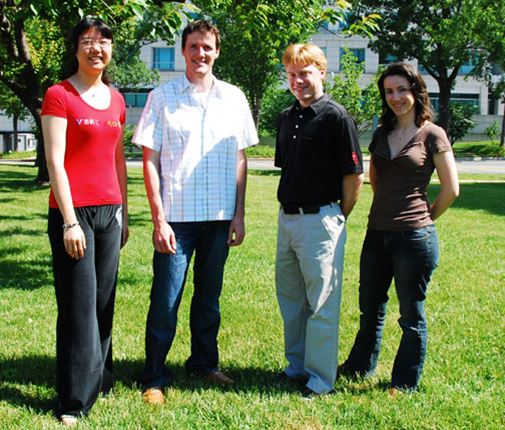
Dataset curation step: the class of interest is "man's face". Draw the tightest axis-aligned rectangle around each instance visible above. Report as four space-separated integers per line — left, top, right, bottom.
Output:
182 31 219 81
286 63 325 107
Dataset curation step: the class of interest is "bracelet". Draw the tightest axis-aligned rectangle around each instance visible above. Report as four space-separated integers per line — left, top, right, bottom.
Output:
62 222 80 230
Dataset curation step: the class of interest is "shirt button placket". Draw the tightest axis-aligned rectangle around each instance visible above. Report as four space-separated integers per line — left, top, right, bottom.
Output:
294 114 303 139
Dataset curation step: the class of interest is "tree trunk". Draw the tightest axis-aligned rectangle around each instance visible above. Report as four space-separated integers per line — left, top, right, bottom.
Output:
12 113 18 150
500 102 505 148
31 111 49 184
1 13 49 183
437 76 452 132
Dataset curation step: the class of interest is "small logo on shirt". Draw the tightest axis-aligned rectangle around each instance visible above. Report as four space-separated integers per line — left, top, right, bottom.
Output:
75 118 121 127
352 152 359 165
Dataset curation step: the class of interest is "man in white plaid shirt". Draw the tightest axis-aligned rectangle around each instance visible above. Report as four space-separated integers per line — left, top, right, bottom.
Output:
133 20 258 405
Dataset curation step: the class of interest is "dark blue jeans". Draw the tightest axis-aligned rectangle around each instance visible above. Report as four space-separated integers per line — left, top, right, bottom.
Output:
141 221 230 389
48 205 122 417
343 226 439 390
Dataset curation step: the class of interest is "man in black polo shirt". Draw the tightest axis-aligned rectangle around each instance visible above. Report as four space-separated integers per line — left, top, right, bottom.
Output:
274 43 364 398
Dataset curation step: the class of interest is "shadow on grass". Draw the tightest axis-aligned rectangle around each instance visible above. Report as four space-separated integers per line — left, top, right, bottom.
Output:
114 360 301 394
0 167 49 192
429 182 505 216
113 359 357 397
0 353 396 416
0 355 56 415
0 247 52 291
127 211 152 228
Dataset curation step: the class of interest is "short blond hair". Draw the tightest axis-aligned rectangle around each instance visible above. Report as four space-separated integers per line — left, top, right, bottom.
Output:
282 43 327 71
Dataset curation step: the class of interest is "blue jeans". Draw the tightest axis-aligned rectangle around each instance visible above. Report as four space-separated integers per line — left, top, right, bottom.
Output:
48 205 122 417
141 221 230 389
343 226 439 390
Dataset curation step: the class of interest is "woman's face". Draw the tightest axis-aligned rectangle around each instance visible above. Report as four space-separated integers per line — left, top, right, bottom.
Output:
383 75 416 120
75 27 113 75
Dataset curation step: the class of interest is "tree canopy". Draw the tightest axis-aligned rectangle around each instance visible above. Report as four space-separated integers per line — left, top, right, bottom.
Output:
195 0 379 127
325 47 381 137
0 0 379 181
352 0 486 133
0 0 186 182
470 0 505 147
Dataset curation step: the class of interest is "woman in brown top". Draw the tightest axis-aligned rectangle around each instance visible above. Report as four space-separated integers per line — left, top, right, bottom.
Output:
338 62 459 394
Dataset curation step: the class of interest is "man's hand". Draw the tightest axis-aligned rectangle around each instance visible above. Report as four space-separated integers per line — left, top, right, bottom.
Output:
153 221 177 254
227 215 245 247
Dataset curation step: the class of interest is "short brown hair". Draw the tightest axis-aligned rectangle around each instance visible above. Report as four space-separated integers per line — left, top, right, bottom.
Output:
182 20 221 51
282 43 327 71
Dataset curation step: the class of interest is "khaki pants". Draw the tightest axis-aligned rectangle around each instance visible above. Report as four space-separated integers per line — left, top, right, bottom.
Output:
275 202 347 394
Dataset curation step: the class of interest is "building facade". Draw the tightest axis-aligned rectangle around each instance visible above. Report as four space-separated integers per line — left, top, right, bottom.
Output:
2 19 503 152
123 22 503 141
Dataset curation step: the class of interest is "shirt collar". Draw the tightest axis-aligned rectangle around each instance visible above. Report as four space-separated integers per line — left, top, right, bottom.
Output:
178 74 221 96
291 92 329 115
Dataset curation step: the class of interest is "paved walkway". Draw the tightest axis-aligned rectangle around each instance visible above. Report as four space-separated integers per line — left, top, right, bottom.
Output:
1 157 504 175
126 157 505 174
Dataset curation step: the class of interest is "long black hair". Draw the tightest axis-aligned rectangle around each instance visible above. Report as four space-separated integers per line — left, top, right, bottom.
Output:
378 62 434 132
65 17 114 84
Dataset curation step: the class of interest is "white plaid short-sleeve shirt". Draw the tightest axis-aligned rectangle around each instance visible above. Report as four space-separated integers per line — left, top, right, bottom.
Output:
133 74 258 222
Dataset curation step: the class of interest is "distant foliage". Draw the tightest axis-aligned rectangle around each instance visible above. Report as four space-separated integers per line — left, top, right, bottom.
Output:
258 87 295 137
485 122 500 143
325 47 382 136
446 102 478 145
123 124 137 152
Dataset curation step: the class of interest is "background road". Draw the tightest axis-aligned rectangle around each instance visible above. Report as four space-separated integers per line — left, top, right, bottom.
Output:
243 158 505 174
1 157 504 174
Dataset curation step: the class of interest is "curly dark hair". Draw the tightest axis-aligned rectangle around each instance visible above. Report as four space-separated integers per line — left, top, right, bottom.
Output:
378 62 434 131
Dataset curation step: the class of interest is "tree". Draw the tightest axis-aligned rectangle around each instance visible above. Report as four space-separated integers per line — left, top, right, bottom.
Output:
446 102 477 145
325 47 381 136
470 0 505 147
0 0 186 183
0 0 379 182
0 82 31 153
194 0 380 127
258 86 295 137
352 0 483 133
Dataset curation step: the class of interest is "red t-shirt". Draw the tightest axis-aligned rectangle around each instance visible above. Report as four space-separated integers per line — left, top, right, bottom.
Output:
41 80 126 208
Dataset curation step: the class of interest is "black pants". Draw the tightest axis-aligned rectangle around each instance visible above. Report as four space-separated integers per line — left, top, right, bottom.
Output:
48 205 122 417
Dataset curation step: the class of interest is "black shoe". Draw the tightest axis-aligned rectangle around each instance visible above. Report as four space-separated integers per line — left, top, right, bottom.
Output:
273 371 308 385
300 386 334 400
337 363 367 378
273 371 291 382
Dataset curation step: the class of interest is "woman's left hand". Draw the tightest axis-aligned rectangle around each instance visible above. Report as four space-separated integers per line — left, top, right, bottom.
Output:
121 222 129 248
431 150 459 220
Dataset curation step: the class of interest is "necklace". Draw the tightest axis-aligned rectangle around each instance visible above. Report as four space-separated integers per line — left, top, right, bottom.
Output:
70 78 102 98
395 123 417 141
389 122 420 158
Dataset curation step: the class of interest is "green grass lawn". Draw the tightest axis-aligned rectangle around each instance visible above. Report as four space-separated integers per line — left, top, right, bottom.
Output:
1 165 504 429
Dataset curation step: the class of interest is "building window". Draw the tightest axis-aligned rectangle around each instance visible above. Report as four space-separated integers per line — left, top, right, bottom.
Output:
488 89 498 115
340 48 365 70
379 53 397 65
459 59 475 75
429 93 480 112
123 92 149 108
153 47 175 71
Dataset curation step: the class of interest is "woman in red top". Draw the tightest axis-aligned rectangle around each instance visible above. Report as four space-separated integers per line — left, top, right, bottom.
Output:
338 63 459 394
41 18 128 426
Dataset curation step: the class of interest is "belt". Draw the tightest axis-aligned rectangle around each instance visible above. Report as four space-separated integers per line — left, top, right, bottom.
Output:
282 202 332 215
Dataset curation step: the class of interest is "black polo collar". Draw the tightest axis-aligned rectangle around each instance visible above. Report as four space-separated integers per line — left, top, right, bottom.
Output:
291 93 330 116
